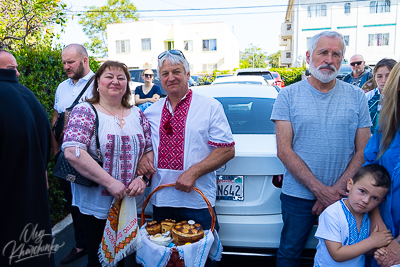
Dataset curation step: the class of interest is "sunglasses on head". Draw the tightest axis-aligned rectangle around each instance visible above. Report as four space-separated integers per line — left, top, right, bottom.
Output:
144 74 153 78
158 50 186 60
350 61 363 66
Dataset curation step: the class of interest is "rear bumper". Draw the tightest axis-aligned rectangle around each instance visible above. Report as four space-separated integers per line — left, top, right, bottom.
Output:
217 214 318 249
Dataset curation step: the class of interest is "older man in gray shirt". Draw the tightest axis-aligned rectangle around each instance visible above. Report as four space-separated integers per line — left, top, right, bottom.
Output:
271 31 371 267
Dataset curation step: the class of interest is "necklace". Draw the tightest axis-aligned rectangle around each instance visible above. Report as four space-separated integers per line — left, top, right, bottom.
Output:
98 102 125 126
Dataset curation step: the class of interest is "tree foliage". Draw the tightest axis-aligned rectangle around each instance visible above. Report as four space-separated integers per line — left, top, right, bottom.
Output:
0 0 66 49
268 51 281 68
239 43 268 69
79 0 139 56
14 46 100 223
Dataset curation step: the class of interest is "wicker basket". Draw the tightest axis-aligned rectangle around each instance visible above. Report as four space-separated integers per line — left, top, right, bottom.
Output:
140 183 216 266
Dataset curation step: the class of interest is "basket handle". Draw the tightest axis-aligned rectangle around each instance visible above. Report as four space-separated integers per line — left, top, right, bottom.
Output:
140 183 216 232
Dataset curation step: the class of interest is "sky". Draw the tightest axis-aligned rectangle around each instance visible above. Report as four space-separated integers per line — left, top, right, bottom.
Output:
57 0 288 56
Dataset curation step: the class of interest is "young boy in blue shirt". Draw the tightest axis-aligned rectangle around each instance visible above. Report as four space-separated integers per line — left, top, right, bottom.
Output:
314 164 393 266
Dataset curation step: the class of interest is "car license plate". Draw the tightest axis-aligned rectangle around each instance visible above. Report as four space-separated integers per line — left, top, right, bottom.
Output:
216 176 244 201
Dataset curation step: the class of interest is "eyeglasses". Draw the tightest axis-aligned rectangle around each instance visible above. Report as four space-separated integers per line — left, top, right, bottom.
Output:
144 74 153 78
350 61 363 66
158 50 186 60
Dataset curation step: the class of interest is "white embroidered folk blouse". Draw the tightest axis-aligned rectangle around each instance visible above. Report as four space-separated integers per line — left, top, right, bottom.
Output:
62 102 152 219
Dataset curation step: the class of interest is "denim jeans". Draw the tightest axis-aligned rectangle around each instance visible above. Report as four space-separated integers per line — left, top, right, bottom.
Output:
276 193 317 267
153 206 219 267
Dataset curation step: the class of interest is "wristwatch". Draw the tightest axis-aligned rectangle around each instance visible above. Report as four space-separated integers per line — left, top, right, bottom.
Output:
139 175 150 186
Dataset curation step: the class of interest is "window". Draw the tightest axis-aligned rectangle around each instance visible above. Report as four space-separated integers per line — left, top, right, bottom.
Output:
202 63 217 72
202 39 217 51
286 52 291 59
165 41 174 51
370 0 390 13
344 35 349 46
141 38 151 51
184 40 193 51
344 3 351 13
306 37 311 48
287 24 292 31
307 5 327 17
116 40 130 54
368 33 389 46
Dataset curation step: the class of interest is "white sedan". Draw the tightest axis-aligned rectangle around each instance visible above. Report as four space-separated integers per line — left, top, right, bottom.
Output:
192 84 318 255
211 75 269 85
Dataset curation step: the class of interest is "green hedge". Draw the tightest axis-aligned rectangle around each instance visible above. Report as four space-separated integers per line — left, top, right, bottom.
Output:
14 46 100 223
270 67 305 86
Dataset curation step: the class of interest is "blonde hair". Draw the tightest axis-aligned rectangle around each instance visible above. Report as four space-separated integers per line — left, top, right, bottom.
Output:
377 62 400 158
142 68 154 76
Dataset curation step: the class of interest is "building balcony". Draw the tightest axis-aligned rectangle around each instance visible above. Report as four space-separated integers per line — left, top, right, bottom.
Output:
281 22 293 39
280 51 292 65
279 36 288 46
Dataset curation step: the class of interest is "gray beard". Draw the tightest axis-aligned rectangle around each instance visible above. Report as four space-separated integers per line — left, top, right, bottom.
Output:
309 56 340 83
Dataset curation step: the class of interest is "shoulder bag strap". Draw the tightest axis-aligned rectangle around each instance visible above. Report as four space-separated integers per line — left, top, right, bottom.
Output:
85 101 103 163
68 75 95 109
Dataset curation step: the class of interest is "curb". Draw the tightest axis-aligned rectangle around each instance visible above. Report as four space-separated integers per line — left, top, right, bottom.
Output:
52 213 72 237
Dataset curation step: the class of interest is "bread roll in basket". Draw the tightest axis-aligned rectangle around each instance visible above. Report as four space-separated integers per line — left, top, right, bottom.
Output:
171 221 204 245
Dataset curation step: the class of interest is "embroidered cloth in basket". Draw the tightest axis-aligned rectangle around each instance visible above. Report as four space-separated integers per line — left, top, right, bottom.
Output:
136 223 222 267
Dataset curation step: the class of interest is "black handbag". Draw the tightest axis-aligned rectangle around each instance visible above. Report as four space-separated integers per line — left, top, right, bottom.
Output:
53 102 102 187
53 76 95 143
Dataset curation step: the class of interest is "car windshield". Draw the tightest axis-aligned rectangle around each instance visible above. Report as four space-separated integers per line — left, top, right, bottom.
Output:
215 97 276 134
339 65 351 75
215 81 263 85
272 73 278 78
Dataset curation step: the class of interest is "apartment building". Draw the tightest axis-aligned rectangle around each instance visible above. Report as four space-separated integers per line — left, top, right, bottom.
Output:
107 20 239 73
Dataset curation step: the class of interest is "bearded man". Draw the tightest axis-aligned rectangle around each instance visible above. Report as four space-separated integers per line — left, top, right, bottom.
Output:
52 44 94 265
270 31 371 267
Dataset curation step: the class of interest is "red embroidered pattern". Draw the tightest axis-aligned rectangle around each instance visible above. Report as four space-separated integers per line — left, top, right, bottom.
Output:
208 141 235 148
63 106 95 145
158 90 193 170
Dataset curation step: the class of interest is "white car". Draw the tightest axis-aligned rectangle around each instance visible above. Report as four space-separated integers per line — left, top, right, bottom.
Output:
191 84 318 255
212 75 269 85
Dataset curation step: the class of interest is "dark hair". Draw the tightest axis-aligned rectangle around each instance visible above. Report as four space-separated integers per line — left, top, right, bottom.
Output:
352 164 391 189
373 58 397 76
87 61 132 108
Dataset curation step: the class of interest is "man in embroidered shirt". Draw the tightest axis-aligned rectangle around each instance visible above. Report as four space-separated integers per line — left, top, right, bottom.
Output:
342 54 373 88
52 44 94 265
138 50 235 266
271 31 371 266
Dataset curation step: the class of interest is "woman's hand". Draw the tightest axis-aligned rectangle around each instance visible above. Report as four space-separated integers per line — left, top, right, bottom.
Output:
127 176 147 197
375 237 400 267
105 179 127 200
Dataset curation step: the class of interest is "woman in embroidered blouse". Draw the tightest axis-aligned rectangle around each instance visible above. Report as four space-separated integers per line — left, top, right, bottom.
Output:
365 58 397 134
364 62 400 267
62 61 152 267
134 69 161 111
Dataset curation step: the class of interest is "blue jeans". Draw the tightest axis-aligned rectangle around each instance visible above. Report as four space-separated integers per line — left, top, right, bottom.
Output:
153 206 219 267
276 193 317 267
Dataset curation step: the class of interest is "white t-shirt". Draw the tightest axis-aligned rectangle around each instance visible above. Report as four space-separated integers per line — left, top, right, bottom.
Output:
314 200 370 267
54 71 95 113
144 90 235 209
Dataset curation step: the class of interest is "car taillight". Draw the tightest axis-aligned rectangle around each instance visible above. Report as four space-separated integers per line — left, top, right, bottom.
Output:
272 174 283 188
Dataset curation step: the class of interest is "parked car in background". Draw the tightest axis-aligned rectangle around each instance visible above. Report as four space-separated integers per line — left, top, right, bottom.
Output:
271 72 285 88
216 74 234 78
235 68 275 86
188 76 197 87
191 75 212 85
212 75 269 85
129 69 167 96
191 84 318 254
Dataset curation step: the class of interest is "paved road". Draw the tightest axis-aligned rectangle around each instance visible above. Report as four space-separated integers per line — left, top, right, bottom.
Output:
53 224 314 266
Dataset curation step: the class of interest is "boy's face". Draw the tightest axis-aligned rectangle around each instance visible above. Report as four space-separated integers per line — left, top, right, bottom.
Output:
346 174 389 215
